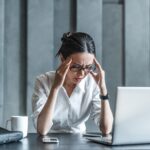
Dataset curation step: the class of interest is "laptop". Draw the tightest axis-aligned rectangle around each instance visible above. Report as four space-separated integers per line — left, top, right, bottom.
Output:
0 127 23 144
86 87 150 145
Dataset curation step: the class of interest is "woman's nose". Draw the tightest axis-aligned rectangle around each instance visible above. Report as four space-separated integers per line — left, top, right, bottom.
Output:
77 69 85 76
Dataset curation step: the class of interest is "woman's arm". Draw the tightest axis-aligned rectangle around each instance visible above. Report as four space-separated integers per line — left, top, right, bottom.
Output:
37 58 72 135
90 57 113 135
99 88 113 135
37 86 59 135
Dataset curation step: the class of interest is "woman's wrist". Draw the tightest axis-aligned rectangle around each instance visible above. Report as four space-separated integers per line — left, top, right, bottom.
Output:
99 84 109 101
51 84 60 92
99 85 107 96
100 93 109 100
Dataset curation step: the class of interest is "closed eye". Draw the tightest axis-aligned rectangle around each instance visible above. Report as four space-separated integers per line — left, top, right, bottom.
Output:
70 64 81 68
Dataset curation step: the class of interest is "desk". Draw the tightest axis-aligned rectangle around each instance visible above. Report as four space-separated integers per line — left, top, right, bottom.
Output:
1 133 150 150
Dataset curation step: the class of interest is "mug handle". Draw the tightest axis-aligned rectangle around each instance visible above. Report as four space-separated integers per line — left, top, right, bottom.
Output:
5 119 11 130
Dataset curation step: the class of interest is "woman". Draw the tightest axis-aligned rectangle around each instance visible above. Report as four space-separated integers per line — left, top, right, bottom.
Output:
32 32 113 135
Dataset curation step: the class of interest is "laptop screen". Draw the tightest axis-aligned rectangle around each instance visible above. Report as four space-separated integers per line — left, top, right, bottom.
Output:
113 87 150 145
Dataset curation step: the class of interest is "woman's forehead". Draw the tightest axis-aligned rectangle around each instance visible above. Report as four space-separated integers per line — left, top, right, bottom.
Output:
70 52 94 64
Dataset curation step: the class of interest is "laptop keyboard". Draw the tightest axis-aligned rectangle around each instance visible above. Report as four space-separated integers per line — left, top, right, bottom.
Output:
85 134 112 144
99 134 112 142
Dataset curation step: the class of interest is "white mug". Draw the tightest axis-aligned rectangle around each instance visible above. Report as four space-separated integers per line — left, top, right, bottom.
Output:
6 116 28 138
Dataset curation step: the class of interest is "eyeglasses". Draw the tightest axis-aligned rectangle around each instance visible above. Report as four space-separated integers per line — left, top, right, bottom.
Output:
70 64 96 73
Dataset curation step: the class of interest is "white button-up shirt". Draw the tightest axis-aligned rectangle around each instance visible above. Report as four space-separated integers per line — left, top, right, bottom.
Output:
32 71 101 133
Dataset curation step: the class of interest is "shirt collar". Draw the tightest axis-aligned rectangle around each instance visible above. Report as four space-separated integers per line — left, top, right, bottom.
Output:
61 76 87 93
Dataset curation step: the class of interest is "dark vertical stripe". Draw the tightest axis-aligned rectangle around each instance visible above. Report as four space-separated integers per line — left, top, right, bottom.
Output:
19 0 27 114
70 0 77 32
122 0 125 86
3 0 7 125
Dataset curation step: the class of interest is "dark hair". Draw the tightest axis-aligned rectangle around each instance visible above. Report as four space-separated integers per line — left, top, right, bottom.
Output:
56 32 96 59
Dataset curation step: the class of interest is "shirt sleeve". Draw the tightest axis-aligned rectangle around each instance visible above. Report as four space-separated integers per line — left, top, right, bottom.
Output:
31 76 48 129
90 85 101 127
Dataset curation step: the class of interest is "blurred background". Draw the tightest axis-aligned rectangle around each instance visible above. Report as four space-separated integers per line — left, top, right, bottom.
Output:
0 0 150 132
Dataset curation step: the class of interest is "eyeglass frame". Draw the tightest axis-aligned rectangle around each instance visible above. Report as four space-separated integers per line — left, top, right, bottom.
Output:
69 63 96 73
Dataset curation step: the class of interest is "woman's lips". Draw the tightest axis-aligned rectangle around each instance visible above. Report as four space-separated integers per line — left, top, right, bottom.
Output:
74 78 83 82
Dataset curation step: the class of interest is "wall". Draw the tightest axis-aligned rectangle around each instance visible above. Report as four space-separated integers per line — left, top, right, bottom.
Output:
0 0 4 125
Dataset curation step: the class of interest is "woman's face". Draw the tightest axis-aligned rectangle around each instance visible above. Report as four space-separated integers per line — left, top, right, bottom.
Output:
62 52 95 85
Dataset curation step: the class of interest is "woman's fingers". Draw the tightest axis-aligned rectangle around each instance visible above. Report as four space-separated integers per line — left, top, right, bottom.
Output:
91 57 105 83
93 57 102 70
90 70 97 78
57 58 72 70
61 58 72 73
56 58 72 74
62 59 72 76
54 58 72 88
93 57 104 74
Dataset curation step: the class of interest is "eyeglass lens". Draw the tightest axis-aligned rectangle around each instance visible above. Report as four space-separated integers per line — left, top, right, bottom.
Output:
70 64 96 72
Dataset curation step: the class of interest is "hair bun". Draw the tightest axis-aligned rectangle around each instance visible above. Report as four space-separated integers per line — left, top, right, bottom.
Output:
61 32 72 42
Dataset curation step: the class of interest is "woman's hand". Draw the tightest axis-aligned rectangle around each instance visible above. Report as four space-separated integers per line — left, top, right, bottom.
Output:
90 57 107 95
52 58 72 89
